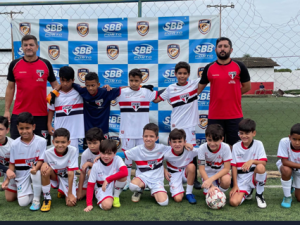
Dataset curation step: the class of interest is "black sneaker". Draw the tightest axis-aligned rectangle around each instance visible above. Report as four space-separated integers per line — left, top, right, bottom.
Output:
193 180 202 190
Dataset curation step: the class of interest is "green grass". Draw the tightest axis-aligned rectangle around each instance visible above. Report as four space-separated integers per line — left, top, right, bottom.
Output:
0 179 297 221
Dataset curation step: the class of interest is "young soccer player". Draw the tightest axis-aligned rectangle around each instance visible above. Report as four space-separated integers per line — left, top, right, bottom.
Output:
153 61 202 189
164 128 199 204
2 112 46 210
72 72 120 149
84 139 128 211
230 119 268 208
77 127 105 200
0 116 16 202
114 68 158 190
276 123 300 208
40 128 78 212
47 66 84 156
198 124 232 197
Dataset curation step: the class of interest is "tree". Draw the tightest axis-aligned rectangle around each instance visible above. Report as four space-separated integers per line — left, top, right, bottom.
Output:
274 68 292 73
242 53 251 58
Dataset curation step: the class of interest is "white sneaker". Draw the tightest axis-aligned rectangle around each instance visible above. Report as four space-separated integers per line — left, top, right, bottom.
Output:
131 192 142 202
245 189 253 200
256 193 267 208
123 181 130 191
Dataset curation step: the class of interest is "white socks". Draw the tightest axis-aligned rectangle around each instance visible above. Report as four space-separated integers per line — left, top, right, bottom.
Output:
114 181 126 197
42 184 51 200
186 184 193 195
281 178 292 197
256 173 266 195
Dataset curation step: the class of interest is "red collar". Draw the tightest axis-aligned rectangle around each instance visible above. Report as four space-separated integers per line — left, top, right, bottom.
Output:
54 148 67 157
91 89 98 97
208 143 221 154
171 148 184 156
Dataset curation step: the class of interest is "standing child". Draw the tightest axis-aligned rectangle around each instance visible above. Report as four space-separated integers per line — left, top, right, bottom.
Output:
0 116 16 202
276 123 300 208
164 129 198 204
40 128 78 212
115 68 158 190
77 127 105 200
47 66 84 157
198 124 232 197
230 119 267 208
84 139 128 211
2 112 46 210
153 61 203 189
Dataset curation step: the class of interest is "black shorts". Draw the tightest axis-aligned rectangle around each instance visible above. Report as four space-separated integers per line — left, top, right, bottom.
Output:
207 117 243 146
10 114 51 146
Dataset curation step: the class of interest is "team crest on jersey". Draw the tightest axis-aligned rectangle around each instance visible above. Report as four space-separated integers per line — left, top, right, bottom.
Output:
95 99 103 107
180 93 189 103
136 21 150 36
104 133 109 139
139 68 150 83
228 71 237 79
110 100 118 106
148 160 157 169
131 102 140 111
63 105 72 115
199 114 208 129
57 168 68 178
167 44 180 59
198 67 205 78
107 45 119 60
41 130 48 139
25 158 35 166
36 70 44 77
77 23 89 37
19 22 31 36
48 45 60 60
17 185 22 192
78 68 89 83
198 19 211 35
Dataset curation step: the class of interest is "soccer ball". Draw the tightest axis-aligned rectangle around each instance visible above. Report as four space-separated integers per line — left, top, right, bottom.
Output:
205 190 226 209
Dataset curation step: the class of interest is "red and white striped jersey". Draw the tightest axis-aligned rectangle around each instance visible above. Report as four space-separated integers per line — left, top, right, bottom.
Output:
159 78 200 129
277 137 300 164
48 88 84 139
80 148 100 172
88 156 125 185
198 142 232 177
124 143 170 180
10 135 46 183
0 137 13 167
231 140 267 181
43 146 78 179
164 148 198 173
115 87 158 139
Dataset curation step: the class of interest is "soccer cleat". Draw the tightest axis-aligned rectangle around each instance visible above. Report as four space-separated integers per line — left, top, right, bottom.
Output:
57 191 65 198
281 196 292 208
113 197 121 208
29 199 41 211
123 181 130 191
186 194 197 204
40 199 52 212
245 189 254 200
144 187 150 191
131 192 142 202
256 193 267 208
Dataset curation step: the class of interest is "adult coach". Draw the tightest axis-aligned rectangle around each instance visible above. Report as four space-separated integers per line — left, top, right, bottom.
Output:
4 35 60 145
198 37 251 148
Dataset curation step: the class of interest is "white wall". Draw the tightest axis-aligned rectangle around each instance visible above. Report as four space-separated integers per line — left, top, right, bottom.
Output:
248 67 275 82
274 71 300 91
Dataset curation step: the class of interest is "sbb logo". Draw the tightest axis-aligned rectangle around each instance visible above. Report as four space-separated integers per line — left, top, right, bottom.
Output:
44 22 63 33
163 116 171 127
198 92 210 101
102 22 123 32
163 68 175 79
194 43 215 54
109 115 121 124
18 47 24 56
163 20 184 31
103 68 123 79
73 45 93 56
109 114 121 131
133 44 153 55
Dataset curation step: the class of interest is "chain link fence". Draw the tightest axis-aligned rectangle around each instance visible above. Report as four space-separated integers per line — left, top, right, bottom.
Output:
0 0 299 167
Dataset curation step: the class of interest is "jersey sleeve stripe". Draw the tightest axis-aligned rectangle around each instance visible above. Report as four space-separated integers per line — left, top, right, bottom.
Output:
224 159 232 162
277 156 288 159
259 158 268 161
158 95 164 101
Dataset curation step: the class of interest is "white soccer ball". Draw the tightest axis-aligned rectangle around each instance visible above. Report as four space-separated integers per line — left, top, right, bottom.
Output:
205 190 226 209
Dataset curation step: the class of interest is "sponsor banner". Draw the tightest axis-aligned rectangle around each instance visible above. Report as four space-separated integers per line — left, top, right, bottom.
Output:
39 19 68 41
98 18 128 41
109 110 121 133
128 40 158 64
158 16 189 40
98 64 128 87
189 38 218 63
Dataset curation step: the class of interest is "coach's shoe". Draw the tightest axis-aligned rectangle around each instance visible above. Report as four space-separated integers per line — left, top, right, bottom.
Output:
30 199 41 211
113 197 121 208
123 181 130 191
41 199 52 212
256 193 267 208
186 194 197 204
281 196 292 208
57 191 65 198
193 180 202 190
132 192 142 202
245 189 254 200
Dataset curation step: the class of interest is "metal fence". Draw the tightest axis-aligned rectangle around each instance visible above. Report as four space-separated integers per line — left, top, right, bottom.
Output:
0 0 300 157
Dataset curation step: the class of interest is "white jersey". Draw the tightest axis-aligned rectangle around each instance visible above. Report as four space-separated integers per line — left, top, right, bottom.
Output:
80 148 100 171
88 156 125 185
231 140 267 181
48 88 84 139
159 78 200 129
198 142 232 177
277 137 300 163
164 148 198 172
10 135 46 183
0 137 13 168
43 145 78 179
124 143 170 181
115 87 157 139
